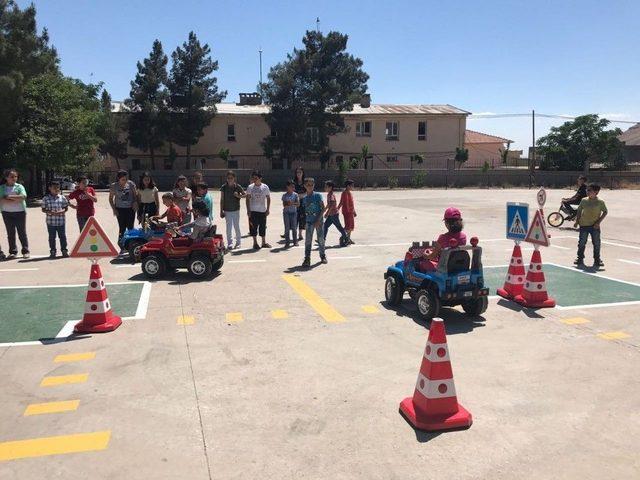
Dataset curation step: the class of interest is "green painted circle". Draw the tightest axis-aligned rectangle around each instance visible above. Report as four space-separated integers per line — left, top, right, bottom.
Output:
90 245 98 252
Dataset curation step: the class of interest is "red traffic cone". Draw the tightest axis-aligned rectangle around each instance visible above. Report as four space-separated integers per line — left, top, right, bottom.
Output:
74 263 122 333
514 249 556 308
399 318 472 431
497 243 526 300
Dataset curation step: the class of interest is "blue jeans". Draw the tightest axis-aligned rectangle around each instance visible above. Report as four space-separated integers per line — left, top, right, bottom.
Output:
47 224 67 253
577 225 601 261
323 214 347 241
283 211 298 244
305 221 325 258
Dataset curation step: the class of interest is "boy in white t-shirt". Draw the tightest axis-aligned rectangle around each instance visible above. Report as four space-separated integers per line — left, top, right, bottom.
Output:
245 170 271 249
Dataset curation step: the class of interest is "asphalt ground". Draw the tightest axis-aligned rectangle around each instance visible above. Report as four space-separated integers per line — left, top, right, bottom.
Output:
0 188 639 479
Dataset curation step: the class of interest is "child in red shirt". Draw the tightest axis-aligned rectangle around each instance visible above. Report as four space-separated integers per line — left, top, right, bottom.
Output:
419 207 467 271
67 175 97 231
153 193 183 225
338 179 356 244
323 180 348 246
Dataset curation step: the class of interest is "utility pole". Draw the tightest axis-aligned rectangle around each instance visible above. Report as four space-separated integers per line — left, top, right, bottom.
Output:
258 48 263 99
316 17 320 33
530 109 536 188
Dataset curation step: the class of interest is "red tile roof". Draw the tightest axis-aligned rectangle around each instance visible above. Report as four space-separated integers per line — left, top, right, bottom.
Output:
619 123 640 146
465 129 512 144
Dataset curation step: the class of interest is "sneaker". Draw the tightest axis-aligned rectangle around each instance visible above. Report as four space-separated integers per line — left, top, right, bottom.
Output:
280 234 286 239
253 242 260 250
49 251 56 259
234 243 241 250
285 242 290 248
573 258 584 266
22 252 30 259
227 244 234 251
293 242 299 247
320 255 328 264
298 234 304 241
302 257 311 268
262 243 272 249
595 259 604 267
348 239 355 245
61 250 69 258
7 253 16 260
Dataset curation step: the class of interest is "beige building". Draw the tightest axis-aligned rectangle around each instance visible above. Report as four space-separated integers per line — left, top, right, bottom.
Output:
464 130 512 168
111 97 469 172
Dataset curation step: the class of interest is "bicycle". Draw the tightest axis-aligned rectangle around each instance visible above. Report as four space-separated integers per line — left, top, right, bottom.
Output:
546 202 577 227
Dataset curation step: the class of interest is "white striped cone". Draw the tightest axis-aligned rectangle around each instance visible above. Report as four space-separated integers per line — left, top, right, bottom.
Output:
497 244 526 299
514 249 556 308
74 263 122 333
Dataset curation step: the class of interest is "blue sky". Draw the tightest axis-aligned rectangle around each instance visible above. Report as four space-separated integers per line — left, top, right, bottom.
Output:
19 0 640 150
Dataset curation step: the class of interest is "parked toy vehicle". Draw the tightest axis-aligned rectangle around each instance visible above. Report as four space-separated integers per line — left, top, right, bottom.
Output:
383 237 489 321
119 216 168 262
140 225 225 279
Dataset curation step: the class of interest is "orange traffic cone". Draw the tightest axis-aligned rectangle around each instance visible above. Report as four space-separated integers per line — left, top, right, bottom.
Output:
74 263 122 333
514 248 556 308
497 243 526 300
399 318 472 431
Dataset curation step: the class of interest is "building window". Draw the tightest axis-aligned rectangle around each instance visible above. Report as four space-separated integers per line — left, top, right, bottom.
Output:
356 121 371 137
227 124 236 142
131 158 141 170
386 155 398 163
385 122 399 140
305 127 319 146
418 121 427 141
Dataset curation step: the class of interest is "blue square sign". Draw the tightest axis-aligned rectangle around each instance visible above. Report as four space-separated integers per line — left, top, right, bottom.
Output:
506 203 529 240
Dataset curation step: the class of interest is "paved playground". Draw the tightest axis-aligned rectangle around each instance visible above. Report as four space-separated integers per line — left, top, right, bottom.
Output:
0 187 639 479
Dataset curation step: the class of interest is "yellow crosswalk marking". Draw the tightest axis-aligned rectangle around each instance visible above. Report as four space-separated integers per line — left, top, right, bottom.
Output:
24 400 80 416
361 305 380 314
0 431 111 461
54 352 96 363
271 309 288 319
226 312 243 323
282 274 345 323
561 317 590 325
597 331 630 340
177 315 194 325
40 374 88 387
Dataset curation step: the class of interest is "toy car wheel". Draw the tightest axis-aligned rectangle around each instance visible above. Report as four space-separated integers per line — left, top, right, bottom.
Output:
415 289 440 321
127 239 146 262
461 297 488 316
547 212 564 227
142 254 166 278
188 255 213 278
385 275 404 306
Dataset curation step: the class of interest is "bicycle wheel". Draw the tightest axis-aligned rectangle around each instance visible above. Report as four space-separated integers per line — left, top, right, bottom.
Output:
547 211 564 227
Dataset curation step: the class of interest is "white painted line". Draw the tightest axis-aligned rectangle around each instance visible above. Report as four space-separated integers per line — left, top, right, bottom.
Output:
547 262 640 289
618 259 640 266
132 281 152 320
484 264 509 268
556 301 640 310
504 247 533 251
329 256 362 260
227 259 267 264
114 264 139 269
551 245 571 250
0 340 43 347
0 281 147 290
601 240 640 251
0 268 39 272
55 320 78 338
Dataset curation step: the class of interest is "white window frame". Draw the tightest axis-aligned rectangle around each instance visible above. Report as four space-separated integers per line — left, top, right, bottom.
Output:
418 121 427 141
356 121 371 137
385 121 399 141
306 126 320 146
227 124 236 142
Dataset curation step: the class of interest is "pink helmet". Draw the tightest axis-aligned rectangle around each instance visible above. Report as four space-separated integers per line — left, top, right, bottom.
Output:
443 207 462 220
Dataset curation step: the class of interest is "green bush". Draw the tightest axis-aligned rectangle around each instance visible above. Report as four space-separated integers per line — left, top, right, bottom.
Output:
411 171 426 188
388 176 399 189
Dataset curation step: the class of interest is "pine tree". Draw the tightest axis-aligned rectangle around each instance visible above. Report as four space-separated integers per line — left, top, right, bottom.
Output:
98 90 127 170
124 39 169 170
167 31 226 169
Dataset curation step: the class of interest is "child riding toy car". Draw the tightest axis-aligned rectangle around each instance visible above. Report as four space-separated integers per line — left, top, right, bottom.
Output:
119 215 168 262
139 224 225 279
383 237 489 321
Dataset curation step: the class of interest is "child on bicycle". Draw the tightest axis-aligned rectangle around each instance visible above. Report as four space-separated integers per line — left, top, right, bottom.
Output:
561 175 588 218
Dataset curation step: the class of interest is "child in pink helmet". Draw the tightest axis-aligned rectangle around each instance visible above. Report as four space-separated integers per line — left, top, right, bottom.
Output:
419 207 467 270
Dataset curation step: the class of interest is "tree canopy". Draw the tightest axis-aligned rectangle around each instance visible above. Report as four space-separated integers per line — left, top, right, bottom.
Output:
261 30 369 169
167 31 226 169
536 114 624 171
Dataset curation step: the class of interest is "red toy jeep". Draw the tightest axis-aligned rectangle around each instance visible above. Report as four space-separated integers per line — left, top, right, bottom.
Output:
139 226 225 279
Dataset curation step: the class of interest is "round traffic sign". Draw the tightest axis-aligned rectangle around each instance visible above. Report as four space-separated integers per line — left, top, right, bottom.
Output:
537 188 546 207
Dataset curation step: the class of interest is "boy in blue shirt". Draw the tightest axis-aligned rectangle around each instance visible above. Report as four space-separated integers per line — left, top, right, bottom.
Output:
196 183 214 222
302 178 327 267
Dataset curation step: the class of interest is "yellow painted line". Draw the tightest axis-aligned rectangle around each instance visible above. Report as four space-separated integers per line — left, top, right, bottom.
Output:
282 274 345 323
361 305 380 314
271 309 288 319
54 352 96 363
177 315 195 325
40 374 88 387
597 331 630 340
561 317 590 325
24 400 80 416
0 431 110 461
226 312 243 323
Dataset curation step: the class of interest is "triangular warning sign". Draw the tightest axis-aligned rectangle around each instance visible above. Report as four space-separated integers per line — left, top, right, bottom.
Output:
509 210 527 235
70 216 119 258
524 209 550 247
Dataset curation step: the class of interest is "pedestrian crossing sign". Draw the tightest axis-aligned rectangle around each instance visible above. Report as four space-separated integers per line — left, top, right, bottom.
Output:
70 216 119 258
524 209 550 247
506 203 529 240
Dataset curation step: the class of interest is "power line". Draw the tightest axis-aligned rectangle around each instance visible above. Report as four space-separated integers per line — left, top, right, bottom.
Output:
469 112 638 124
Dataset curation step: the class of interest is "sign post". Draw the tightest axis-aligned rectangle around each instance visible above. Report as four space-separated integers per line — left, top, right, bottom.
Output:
70 217 122 333
498 203 530 300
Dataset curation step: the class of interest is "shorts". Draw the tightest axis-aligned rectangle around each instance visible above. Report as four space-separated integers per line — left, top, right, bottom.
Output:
343 212 355 231
249 211 267 237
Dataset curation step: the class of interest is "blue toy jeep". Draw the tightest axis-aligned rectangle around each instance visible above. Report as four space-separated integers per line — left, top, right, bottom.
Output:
119 216 168 262
383 237 489 321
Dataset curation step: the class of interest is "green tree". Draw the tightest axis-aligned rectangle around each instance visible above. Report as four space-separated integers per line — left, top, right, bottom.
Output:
167 32 226 169
536 114 624 171
262 30 369 170
0 0 59 163
455 147 469 169
12 73 103 189
98 90 128 170
124 39 169 170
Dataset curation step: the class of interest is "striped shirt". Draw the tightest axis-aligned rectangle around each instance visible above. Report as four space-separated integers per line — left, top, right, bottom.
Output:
42 193 69 226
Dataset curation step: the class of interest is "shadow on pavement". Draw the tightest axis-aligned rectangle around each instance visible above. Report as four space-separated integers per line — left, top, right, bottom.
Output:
496 298 546 319
128 271 222 285
284 262 323 273
38 334 92 345
379 300 486 334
